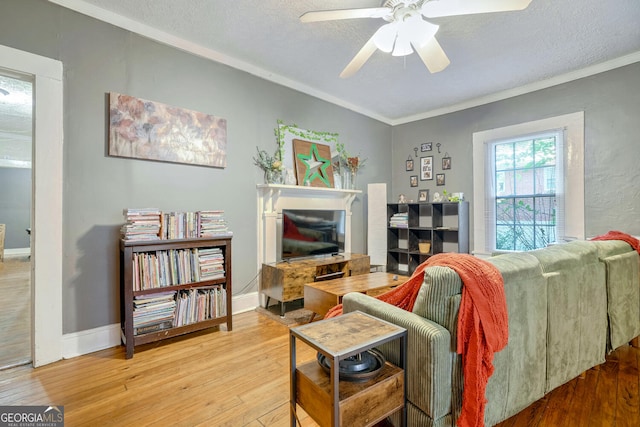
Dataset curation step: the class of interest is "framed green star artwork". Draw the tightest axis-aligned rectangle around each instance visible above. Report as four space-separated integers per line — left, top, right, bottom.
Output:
293 139 335 188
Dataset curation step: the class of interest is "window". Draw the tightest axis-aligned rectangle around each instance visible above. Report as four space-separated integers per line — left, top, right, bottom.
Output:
472 112 585 257
492 133 561 251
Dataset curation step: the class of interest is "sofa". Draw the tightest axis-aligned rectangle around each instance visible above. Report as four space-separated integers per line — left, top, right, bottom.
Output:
342 239 640 426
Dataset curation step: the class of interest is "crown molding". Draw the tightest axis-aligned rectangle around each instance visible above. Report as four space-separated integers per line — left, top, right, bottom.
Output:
48 0 391 124
48 1 640 127
390 50 640 125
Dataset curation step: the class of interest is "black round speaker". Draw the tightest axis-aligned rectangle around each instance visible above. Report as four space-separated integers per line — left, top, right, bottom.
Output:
316 348 385 382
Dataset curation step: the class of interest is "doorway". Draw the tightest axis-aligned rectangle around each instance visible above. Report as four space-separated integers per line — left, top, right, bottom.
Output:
0 72 33 368
0 43 63 367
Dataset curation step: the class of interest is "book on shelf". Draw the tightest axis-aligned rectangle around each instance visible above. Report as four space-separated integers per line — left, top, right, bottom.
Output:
132 247 226 291
121 208 162 241
389 212 409 228
174 286 227 327
133 291 177 335
122 208 232 241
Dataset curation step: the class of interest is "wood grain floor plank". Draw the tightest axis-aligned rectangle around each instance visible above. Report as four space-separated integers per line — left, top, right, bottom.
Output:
614 345 640 427
0 258 31 369
566 367 600 427
0 308 638 426
589 352 619 426
538 378 576 426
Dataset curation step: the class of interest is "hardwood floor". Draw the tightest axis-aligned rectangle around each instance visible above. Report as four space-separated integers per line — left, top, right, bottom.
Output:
0 257 31 369
0 309 637 426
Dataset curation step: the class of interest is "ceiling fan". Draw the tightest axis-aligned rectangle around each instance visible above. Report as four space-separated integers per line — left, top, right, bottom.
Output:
300 0 532 78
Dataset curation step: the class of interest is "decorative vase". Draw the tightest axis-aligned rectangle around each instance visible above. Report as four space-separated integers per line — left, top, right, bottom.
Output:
264 169 282 184
341 169 351 190
350 170 357 190
333 171 342 189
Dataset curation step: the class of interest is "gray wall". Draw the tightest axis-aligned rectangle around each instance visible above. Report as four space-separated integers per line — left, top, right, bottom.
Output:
2 0 637 336
0 0 392 333
0 166 31 249
391 62 640 245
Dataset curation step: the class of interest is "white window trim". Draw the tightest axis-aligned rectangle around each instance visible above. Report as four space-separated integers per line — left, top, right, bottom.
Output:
472 112 584 257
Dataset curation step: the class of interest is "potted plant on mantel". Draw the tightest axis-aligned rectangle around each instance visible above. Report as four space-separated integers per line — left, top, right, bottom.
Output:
253 146 284 184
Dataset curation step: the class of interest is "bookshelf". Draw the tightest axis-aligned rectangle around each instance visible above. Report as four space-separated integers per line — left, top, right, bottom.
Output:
387 202 469 275
120 236 232 359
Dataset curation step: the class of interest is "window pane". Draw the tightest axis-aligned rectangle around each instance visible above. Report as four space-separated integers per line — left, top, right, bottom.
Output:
496 225 514 250
496 171 514 196
535 137 556 166
514 198 534 223
515 226 536 251
515 169 534 195
536 225 556 247
534 196 556 225
495 143 513 170
491 133 561 253
514 140 534 168
496 198 514 224
534 166 555 194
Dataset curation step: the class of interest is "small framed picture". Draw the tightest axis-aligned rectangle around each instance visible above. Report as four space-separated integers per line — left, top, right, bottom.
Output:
406 158 414 171
420 156 433 181
410 175 418 187
436 173 445 186
418 189 429 202
442 156 451 170
421 142 432 152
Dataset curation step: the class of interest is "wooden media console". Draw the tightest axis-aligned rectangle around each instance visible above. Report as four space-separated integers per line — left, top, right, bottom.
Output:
261 253 370 316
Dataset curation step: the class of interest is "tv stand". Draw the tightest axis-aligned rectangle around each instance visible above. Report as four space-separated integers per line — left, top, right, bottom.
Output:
261 253 370 316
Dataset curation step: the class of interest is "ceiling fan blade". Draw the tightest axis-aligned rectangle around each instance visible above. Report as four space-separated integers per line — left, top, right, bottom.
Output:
300 7 389 23
412 36 450 73
340 38 378 79
422 0 532 18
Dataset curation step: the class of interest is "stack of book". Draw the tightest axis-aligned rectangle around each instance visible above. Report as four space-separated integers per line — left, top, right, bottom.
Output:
389 212 409 228
198 210 232 238
133 291 176 335
174 286 227 327
123 208 233 241
121 208 162 241
198 247 225 280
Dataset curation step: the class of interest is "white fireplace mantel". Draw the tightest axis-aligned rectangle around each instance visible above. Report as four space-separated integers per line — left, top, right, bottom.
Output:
256 184 362 268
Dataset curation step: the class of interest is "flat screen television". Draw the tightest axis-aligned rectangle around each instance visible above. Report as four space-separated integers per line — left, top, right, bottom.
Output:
281 209 346 261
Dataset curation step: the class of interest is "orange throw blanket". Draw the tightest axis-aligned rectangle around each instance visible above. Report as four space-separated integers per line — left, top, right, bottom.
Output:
428 254 508 427
326 253 508 427
592 230 640 254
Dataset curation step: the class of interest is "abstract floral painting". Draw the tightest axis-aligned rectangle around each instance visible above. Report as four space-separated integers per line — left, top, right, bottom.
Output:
109 92 227 168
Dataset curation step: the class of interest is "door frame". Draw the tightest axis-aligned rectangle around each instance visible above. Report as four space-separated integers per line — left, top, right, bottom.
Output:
0 44 63 367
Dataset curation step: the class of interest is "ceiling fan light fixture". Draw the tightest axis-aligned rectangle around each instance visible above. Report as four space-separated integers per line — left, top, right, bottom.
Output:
405 17 439 47
372 22 398 53
392 31 413 56
302 0 533 77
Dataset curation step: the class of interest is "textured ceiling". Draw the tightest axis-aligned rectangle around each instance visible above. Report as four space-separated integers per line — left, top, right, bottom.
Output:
52 0 640 124
0 74 32 167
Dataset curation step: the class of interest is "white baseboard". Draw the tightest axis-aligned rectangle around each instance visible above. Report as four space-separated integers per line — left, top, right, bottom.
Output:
62 323 121 359
4 248 30 258
61 292 261 359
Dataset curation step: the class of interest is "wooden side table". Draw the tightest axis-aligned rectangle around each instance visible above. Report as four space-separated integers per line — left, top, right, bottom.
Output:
290 310 407 427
